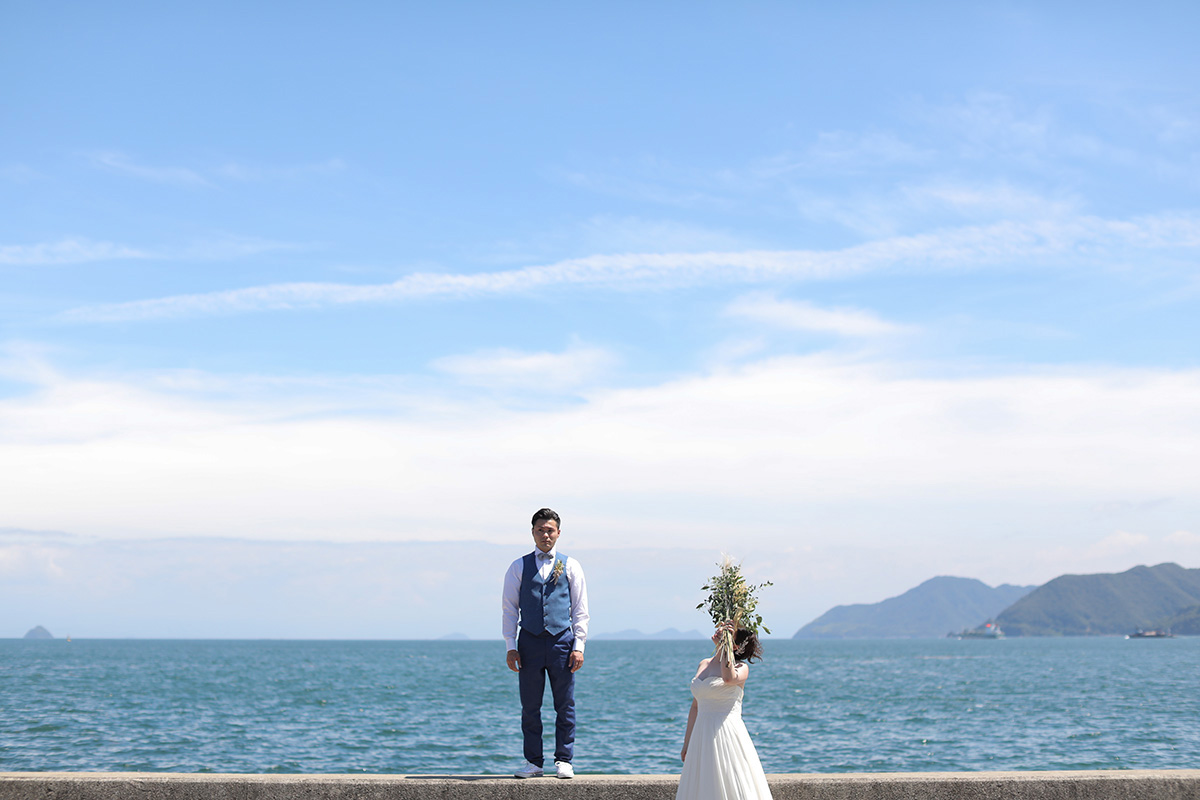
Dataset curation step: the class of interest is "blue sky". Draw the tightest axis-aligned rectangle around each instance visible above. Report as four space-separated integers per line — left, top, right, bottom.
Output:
3 2 1200 639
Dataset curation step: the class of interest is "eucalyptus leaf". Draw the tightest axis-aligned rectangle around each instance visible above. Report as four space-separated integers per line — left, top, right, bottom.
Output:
697 554 773 661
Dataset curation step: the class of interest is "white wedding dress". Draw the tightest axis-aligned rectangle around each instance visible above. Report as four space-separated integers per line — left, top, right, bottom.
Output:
676 674 773 800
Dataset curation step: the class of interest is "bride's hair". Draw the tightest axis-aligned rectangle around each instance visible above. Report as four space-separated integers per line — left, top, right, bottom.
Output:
733 628 762 663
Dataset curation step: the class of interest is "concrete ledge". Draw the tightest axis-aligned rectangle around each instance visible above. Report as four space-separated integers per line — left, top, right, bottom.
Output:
2 771 1199 800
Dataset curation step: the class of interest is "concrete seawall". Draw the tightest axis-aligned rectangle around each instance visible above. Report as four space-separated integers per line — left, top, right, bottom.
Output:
3 771 1199 800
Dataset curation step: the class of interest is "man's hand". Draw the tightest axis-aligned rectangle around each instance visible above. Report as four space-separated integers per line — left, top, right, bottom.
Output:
569 650 585 673
506 649 521 672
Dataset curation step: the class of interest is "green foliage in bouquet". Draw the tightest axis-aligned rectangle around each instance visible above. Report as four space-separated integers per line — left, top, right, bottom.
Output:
697 554 772 663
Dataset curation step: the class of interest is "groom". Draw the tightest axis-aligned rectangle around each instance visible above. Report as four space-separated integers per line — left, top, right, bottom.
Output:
501 507 590 779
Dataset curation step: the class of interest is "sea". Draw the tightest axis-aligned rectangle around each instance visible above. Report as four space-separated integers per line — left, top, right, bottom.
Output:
1 637 1197 775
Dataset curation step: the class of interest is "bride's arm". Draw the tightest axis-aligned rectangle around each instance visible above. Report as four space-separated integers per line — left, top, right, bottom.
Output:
715 623 748 687
681 656 712 762
718 648 748 686
680 698 698 762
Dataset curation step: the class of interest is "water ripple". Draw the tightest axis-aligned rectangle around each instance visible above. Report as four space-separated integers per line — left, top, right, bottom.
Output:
1 638 1197 774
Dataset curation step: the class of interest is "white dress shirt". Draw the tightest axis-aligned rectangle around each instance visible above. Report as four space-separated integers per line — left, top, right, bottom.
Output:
502 547 589 653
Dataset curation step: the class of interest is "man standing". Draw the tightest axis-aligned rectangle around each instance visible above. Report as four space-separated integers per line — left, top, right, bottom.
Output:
502 507 589 779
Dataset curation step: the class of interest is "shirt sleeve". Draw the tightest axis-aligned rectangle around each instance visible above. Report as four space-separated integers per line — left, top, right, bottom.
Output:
502 557 523 651
567 557 589 653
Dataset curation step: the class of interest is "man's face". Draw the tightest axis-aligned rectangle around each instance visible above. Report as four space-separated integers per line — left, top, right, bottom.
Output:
532 519 561 553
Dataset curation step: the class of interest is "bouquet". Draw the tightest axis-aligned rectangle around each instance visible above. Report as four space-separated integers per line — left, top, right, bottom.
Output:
697 554 772 664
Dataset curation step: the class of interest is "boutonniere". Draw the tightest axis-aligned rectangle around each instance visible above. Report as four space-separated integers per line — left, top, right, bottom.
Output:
552 558 565 583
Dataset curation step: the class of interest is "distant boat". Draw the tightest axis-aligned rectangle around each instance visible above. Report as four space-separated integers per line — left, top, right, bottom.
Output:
949 621 1004 639
1126 629 1174 639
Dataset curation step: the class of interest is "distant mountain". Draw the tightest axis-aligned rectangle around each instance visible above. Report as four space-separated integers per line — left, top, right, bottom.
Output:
996 563 1200 636
794 576 1034 639
24 625 53 639
1156 604 1200 635
592 628 705 640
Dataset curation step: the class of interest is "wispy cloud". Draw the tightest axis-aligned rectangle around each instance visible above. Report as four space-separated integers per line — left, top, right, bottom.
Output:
554 90 1200 241
1 235 302 267
575 215 748 253
88 151 212 187
1150 105 1200 146
171 235 308 261
59 211 1200 323
1034 530 1200 577
900 180 1079 220
475 216 749 272
0 163 44 183
788 180 1080 237
557 159 729 210
725 293 910 337
57 248 866 322
215 158 347 182
1166 530 1200 546
756 131 932 178
432 344 618 390
87 151 347 187
787 188 908 238
0 238 151 265
930 92 1054 160
921 92 1199 183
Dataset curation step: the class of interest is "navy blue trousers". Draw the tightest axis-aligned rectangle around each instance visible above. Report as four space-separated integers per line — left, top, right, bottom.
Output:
517 627 575 766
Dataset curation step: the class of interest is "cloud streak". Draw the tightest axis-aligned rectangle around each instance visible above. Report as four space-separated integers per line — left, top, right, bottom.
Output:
89 151 212 187
215 158 347 182
1 236 304 267
86 151 349 188
725 293 911 337
0 238 151 265
432 344 618 389
59 212 1200 323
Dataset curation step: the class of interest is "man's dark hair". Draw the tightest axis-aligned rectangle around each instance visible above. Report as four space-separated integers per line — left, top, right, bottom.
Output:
531 508 561 528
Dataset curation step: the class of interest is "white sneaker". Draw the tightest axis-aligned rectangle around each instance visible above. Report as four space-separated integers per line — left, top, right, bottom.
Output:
513 761 543 778
555 761 574 779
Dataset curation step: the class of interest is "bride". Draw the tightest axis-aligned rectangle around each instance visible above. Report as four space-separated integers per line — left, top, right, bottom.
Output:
677 622 773 800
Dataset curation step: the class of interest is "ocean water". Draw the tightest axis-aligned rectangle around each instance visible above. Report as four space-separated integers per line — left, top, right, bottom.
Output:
1 637 1197 774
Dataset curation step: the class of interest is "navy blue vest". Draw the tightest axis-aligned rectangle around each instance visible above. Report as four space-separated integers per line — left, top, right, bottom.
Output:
519 551 572 636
